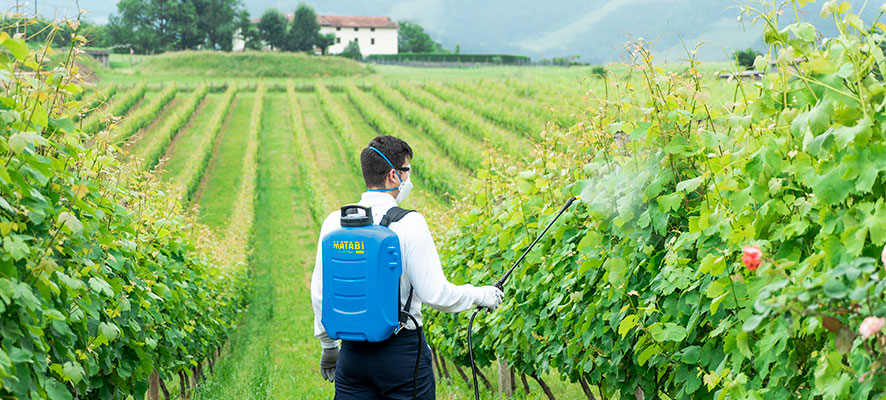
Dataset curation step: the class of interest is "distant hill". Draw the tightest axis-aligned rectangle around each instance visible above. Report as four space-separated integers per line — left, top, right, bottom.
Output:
77 0 879 62
133 51 372 78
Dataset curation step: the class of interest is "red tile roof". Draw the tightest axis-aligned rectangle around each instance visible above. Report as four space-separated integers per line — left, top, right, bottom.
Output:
317 16 399 29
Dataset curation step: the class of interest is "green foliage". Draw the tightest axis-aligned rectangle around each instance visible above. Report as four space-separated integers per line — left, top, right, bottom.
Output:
130 84 209 170
733 47 761 69
286 81 324 222
236 10 262 51
397 21 445 53
342 80 456 198
314 80 361 177
111 84 177 144
194 0 240 51
0 17 93 48
258 9 288 51
367 80 482 171
367 53 530 65
173 82 238 199
0 29 249 400
591 65 607 77
392 81 530 157
427 3 886 399
81 82 147 134
317 33 336 55
132 50 369 78
108 0 239 53
339 41 362 61
74 84 118 122
423 80 544 140
286 3 320 52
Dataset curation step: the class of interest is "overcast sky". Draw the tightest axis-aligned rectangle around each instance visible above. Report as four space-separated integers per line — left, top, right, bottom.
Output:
2 0 881 62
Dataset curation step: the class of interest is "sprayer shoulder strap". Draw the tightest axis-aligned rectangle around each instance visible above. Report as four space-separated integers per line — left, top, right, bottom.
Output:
379 207 414 228
380 207 419 327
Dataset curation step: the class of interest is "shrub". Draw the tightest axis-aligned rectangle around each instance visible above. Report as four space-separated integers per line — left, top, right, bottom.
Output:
734 47 761 69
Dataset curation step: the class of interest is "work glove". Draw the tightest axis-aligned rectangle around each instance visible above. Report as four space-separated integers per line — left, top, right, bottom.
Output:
476 285 504 312
320 347 338 382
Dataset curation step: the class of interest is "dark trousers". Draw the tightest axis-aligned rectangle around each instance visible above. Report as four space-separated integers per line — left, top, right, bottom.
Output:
334 328 435 399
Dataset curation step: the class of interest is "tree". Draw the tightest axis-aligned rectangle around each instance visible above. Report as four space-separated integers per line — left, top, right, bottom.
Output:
340 40 362 60
237 9 262 50
734 48 761 69
107 0 240 53
317 33 336 55
286 3 319 52
397 20 444 53
258 9 288 50
193 0 240 51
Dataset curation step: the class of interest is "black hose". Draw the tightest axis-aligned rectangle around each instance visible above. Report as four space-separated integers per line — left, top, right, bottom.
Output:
468 308 482 400
405 314 422 400
467 196 578 400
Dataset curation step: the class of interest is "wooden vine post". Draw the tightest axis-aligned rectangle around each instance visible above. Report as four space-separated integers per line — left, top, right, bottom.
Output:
147 370 159 400
498 359 514 397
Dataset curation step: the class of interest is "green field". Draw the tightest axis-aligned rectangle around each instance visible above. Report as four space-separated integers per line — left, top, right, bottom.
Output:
81 51 748 399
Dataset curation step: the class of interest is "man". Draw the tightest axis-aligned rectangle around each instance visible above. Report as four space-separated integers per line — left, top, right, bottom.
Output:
310 135 504 399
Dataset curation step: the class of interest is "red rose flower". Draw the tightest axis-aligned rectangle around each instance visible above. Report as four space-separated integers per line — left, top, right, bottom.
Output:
742 245 762 271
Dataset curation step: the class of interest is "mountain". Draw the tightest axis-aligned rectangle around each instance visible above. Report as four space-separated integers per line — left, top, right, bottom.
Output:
66 0 882 62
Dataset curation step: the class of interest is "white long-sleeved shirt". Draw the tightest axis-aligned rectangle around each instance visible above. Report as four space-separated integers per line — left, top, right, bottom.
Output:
311 191 483 349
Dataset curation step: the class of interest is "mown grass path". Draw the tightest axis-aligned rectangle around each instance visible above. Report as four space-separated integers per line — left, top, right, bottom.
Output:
196 90 361 399
158 93 217 178
262 92 335 398
197 93 254 230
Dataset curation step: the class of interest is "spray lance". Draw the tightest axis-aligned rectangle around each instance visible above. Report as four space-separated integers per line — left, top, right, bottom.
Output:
466 195 580 400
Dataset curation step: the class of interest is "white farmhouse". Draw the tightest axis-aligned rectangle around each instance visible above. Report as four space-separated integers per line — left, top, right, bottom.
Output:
318 16 398 56
232 14 399 57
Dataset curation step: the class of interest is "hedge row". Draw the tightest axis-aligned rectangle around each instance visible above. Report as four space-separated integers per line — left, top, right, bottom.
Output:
366 53 530 65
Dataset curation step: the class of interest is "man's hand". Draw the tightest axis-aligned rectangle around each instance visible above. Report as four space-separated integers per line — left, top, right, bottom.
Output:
320 347 338 382
476 285 504 312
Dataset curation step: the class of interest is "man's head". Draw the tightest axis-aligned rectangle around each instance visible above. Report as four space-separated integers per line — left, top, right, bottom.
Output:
361 135 413 190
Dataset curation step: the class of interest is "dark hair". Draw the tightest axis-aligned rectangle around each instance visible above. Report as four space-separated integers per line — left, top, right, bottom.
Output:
361 136 413 188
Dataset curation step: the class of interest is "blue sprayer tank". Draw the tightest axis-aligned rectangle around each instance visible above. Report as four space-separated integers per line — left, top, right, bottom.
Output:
321 205 403 342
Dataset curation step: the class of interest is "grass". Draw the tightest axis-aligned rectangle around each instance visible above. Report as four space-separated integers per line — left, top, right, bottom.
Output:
297 92 365 211
330 92 448 215
121 92 179 154
196 93 254 230
130 50 372 78
160 93 220 181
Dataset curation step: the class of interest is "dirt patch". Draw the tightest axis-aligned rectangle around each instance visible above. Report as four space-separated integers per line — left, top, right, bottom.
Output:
190 96 238 207
155 95 211 172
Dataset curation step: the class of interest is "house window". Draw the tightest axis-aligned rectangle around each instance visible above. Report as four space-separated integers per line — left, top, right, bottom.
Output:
336 37 341 44
371 38 375 45
354 27 359 31
370 27 375 32
336 27 340 31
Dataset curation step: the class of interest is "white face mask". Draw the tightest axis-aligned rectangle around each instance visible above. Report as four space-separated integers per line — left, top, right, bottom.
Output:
396 177 413 203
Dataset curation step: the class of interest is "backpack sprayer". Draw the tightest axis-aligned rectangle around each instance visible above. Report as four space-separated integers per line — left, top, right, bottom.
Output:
467 195 580 400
